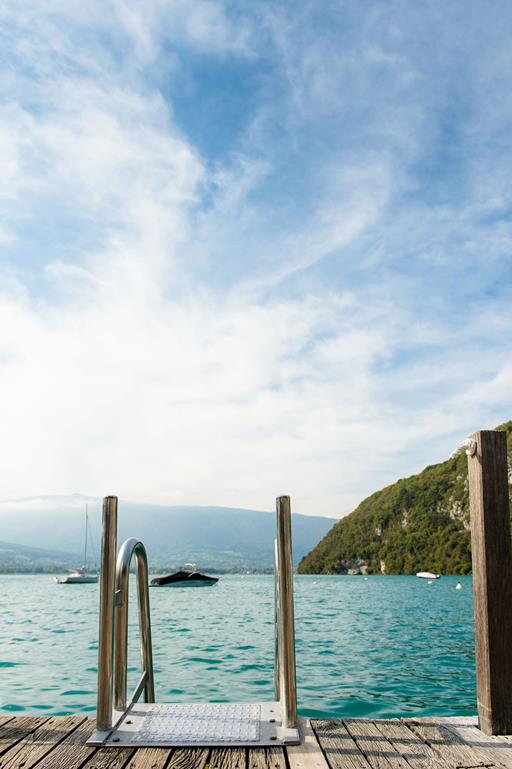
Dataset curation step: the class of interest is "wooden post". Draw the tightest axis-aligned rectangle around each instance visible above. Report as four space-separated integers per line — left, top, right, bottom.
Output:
468 430 512 735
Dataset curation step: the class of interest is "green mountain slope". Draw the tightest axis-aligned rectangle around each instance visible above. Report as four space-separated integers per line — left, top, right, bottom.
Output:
298 421 512 576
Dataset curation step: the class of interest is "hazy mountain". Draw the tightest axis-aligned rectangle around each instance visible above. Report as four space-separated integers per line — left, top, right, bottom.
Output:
0 496 334 571
299 421 512 576
0 540 77 572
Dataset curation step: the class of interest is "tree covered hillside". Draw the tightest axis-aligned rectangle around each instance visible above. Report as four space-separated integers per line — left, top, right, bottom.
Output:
298 422 512 576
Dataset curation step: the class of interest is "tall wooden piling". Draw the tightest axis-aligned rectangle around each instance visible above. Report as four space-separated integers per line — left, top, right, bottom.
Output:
468 429 512 735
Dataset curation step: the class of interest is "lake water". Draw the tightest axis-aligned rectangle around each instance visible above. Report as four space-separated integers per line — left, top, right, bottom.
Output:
0 574 476 719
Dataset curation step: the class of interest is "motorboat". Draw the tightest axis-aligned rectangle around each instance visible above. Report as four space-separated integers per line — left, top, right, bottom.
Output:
55 504 98 584
416 571 440 579
150 569 218 587
55 568 98 584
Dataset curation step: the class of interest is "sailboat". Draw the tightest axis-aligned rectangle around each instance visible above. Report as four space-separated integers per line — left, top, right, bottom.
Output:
55 505 98 584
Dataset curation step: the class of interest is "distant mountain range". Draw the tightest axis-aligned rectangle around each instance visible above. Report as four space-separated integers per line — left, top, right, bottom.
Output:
298 421 512 576
0 540 78 573
0 496 334 572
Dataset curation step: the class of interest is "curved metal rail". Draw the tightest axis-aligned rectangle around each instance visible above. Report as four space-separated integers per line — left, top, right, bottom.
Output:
95 497 154 736
114 538 155 710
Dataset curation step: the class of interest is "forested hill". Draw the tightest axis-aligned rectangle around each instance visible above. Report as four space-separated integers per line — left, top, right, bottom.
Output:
298 421 512 576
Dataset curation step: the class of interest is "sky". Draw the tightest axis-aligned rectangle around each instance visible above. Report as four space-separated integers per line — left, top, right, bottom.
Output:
0 0 511 518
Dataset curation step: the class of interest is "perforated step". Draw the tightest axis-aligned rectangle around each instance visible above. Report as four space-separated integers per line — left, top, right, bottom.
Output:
88 702 300 747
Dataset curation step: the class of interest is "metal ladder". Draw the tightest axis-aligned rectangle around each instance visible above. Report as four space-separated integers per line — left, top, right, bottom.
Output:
88 495 299 747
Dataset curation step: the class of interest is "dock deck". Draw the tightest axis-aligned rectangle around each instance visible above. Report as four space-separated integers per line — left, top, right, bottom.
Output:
0 716 511 769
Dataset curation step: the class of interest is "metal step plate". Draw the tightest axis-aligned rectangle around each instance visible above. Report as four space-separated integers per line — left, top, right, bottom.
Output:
88 702 300 747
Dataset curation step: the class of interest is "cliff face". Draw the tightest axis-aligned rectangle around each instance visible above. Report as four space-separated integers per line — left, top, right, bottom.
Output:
298 422 512 575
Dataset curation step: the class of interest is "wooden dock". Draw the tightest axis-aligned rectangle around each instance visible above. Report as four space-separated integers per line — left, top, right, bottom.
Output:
1 716 512 769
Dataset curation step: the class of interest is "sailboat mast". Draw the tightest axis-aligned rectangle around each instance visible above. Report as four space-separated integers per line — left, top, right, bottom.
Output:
84 504 88 570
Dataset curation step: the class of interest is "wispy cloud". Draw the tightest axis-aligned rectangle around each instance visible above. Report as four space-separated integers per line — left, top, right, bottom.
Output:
0 0 511 517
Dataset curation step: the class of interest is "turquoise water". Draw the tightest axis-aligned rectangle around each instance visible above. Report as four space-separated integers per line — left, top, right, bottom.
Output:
0 574 476 718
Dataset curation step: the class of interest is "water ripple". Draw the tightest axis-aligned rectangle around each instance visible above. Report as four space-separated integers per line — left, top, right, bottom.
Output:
0 574 476 718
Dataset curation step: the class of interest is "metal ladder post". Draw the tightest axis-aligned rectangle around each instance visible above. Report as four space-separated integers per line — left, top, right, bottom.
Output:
96 496 118 732
91 496 155 744
275 495 298 729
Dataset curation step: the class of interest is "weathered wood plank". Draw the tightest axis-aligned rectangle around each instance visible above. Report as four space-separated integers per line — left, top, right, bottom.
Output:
440 719 512 769
81 746 135 769
372 719 447 769
1 716 509 769
288 719 331 769
124 747 173 769
468 430 512 735
405 719 493 768
248 747 286 769
34 717 96 769
0 717 49 757
312 719 373 769
209 748 246 769
166 747 209 769
0 715 83 769
343 720 411 769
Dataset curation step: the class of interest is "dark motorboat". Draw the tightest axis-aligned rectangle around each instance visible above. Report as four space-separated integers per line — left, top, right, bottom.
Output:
150 570 218 587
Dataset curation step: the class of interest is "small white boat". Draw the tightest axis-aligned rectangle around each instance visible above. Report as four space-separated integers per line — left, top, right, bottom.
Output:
456 581 462 590
416 571 441 579
55 505 98 584
55 568 98 584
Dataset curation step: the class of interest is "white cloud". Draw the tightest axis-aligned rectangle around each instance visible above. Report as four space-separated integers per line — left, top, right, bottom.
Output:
0 0 511 520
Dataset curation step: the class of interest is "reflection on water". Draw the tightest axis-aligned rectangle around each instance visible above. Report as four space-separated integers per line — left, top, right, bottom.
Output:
0 574 475 718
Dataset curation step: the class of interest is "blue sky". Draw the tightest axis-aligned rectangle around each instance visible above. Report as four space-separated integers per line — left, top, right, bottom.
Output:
0 0 511 516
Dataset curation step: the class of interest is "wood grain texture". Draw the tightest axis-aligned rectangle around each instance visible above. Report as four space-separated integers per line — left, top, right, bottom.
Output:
343 720 411 769
441 719 512 768
248 747 286 769
312 720 373 769
166 747 209 769
406 719 492 768
124 747 173 769
288 719 331 769
0 717 49 756
0 715 84 769
34 717 96 769
372 719 446 769
468 430 512 735
81 746 135 769
209 748 246 769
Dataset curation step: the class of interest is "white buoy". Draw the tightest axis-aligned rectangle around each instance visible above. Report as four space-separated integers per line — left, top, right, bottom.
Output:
456 581 462 590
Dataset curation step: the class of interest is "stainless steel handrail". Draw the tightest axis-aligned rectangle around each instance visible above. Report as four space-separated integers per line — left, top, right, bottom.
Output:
96 492 296 740
96 496 154 734
275 495 297 728
114 537 155 710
